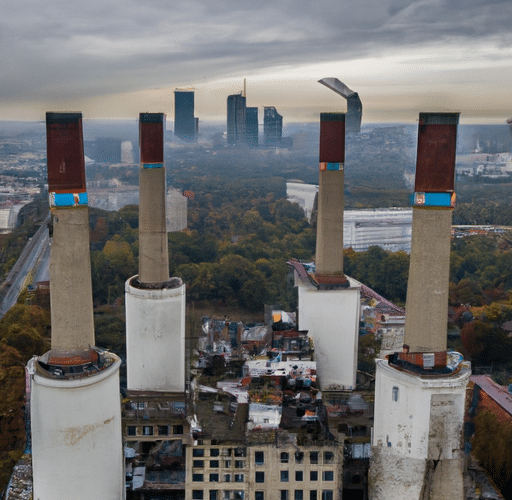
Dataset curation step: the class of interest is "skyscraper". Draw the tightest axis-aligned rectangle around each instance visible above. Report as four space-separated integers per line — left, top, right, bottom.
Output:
264 106 283 146
246 106 259 147
174 89 196 142
227 93 246 146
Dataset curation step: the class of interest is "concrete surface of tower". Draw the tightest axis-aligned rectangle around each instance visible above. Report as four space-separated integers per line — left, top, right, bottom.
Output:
125 112 186 393
174 89 196 142
293 112 361 392
28 112 124 500
369 113 471 500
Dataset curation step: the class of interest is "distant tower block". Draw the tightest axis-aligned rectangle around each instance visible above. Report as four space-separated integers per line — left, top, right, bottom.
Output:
166 187 188 232
369 113 470 500
174 89 196 142
227 93 247 146
126 113 185 393
263 106 283 146
121 140 134 164
30 112 123 500
294 111 360 391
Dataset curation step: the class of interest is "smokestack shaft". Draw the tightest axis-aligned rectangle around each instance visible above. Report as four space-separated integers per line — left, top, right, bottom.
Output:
404 112 459 357
46 112 95 355
315 113 345 275
138 113 169 284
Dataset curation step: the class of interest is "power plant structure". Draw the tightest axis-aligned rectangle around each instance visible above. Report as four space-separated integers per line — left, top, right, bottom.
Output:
12 99 495 499
175 89 197 142
292 111 360 391
369 113 471 500
28 112 124 500
318 78 362 133
125 113 186 393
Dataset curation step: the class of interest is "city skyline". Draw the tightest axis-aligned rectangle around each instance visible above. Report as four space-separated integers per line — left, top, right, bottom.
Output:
0 0 511 124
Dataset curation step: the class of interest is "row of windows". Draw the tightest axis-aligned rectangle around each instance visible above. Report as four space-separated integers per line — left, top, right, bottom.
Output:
255 451 334 465
192 491 334 500
279 491 334 500
126 424 183 437
193 460 245 469
192 471 334 483
193 491 244 500
193 449 335 464
193 448 247 457
193 474 245 483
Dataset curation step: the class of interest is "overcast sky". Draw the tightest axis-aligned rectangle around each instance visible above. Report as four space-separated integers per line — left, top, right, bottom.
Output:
1 0 511 123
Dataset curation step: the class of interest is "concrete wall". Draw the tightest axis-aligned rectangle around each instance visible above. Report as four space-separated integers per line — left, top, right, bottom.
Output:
126 277 186 392
369 447 426 500
50 207 95 352
315 170 344 275
139 167 169 284
297 278 360 390
30 355 124 500
369 358 471 500
404 208 452 353
372 359 470 460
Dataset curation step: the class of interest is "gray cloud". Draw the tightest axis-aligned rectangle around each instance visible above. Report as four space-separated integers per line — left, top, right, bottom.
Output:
0 0 511 116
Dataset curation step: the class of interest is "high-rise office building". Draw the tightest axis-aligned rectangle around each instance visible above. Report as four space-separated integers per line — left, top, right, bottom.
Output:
174 90 196 142
246 107 258 147
227 93 246 146
264 106 283 146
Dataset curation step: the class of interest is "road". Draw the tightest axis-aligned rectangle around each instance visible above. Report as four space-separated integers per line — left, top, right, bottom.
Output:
0 214 51 318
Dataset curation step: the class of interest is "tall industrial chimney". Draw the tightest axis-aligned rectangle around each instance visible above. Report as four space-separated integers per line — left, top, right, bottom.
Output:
29 113 123 500
370 113 471 500
125 113 186 393
315 113 345 276
293 109 360 391
402 113 458 364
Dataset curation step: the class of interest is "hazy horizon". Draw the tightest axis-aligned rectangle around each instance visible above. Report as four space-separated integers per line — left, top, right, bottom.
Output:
1 0 511 124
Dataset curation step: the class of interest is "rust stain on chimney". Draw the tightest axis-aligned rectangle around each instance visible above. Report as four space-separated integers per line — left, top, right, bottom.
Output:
415 113 459 194
46 113 86 193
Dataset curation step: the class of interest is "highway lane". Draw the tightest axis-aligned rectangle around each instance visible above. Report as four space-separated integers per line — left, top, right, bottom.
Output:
0 215 51 318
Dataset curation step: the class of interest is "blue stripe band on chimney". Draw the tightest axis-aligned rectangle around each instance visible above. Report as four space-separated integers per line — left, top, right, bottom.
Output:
142 163 164 169
410 192 454 207
50 192 88 207
327 162 341 171
320 162 342 171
